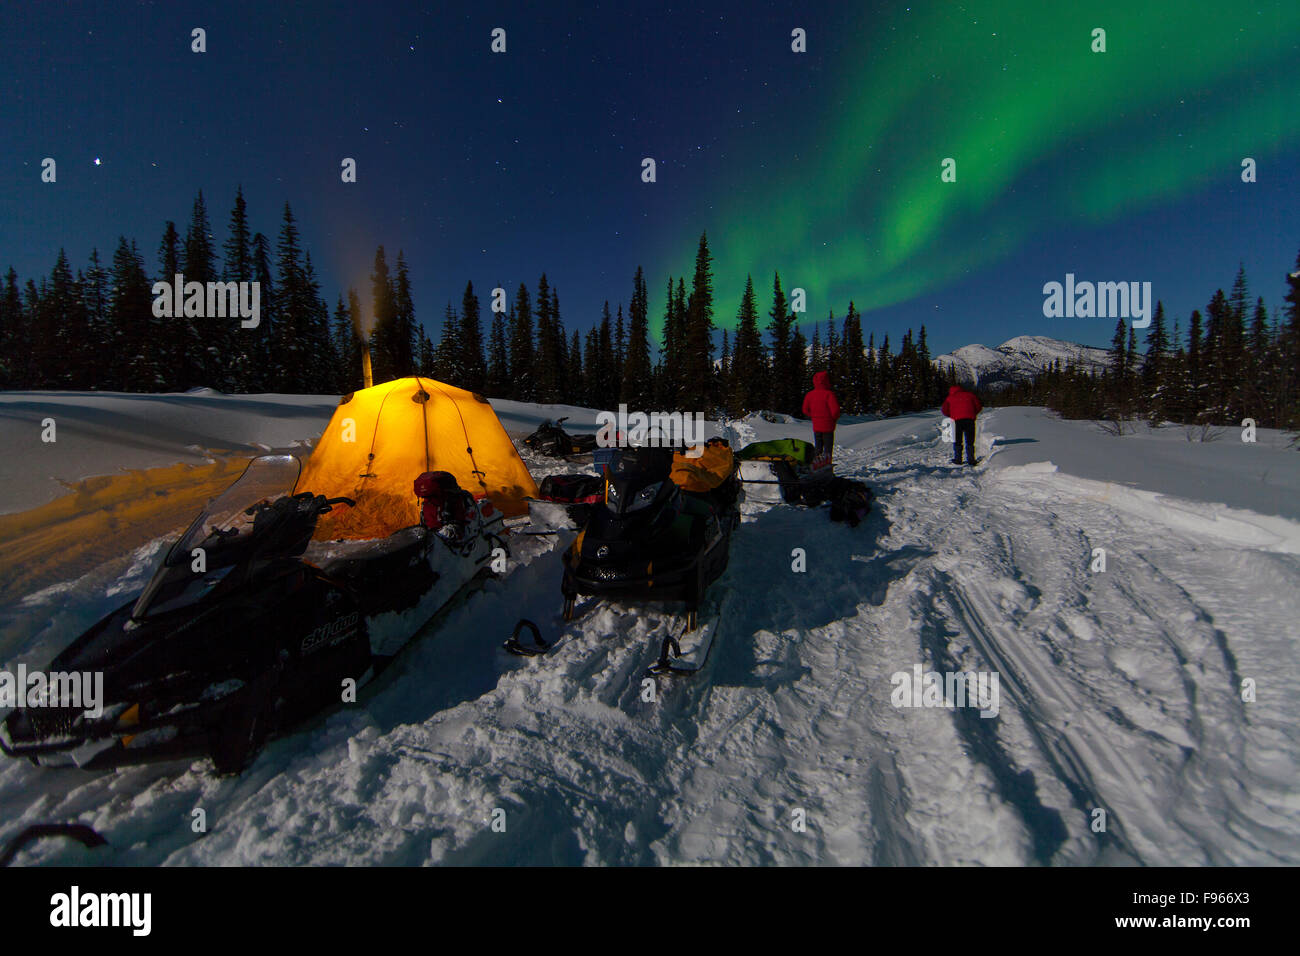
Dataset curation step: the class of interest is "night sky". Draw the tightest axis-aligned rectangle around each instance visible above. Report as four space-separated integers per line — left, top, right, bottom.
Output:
3 1 1298 358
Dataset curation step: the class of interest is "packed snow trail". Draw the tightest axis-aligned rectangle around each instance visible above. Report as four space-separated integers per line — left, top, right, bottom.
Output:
1 405 1297 865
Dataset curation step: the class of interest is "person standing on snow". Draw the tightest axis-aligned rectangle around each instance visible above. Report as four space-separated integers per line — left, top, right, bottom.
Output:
941 384 982 465
802 371 841 460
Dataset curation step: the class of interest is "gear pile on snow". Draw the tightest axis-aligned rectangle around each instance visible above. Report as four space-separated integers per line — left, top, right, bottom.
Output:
736 438 833 505
826 477 873 527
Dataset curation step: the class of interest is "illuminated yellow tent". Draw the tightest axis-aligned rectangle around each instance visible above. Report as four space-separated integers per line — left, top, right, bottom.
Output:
295 377 538 539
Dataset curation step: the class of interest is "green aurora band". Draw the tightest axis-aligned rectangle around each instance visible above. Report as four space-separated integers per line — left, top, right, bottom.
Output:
667 0 1300 330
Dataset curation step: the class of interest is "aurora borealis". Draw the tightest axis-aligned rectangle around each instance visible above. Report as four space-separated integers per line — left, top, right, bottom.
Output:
701 1 1300 333
3 1 1298 355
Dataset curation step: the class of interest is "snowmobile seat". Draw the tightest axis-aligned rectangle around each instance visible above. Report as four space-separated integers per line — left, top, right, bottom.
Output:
538 473 605 503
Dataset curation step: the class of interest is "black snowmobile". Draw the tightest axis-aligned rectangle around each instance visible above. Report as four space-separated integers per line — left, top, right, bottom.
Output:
0 455 501 774
559 441 742 643
523 417 599 458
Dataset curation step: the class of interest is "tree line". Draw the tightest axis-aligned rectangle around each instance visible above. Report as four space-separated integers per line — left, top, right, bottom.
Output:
0 197 955 418
10 188 1288 430
995 254 1300 431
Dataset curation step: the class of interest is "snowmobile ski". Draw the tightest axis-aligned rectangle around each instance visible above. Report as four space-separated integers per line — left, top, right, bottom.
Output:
646 613 718 677
0 823 108 867
503 618 551 656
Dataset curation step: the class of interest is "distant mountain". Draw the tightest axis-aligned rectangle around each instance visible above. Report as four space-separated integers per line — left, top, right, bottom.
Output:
933 335 1111 391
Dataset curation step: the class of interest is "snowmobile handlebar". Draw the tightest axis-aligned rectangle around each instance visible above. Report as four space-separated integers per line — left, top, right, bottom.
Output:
322 496 356 511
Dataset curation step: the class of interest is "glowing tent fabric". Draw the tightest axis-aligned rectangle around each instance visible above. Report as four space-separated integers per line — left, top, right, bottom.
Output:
295 377 539 539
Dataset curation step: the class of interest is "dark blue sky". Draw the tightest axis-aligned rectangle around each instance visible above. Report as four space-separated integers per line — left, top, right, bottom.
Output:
3 1 1297 360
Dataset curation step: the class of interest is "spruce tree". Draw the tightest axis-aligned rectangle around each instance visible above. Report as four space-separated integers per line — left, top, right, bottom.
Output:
367 245 398 383
509 282 535 401
302 252 336 392
1141 301 1169 420
917 325 933 406
842 302 866 413
0 267 21 387
250 232 275 392
766 272 793 414
621 267 653 408
184 191 221 387
864 332 876 411
460 280 486 392
552 287 568 400
223 187 253 281
39 249 78 387
108 237 159 391
597 301 614 408
392 252 416 377
269 204 308 391
614 303 626 400
332 292 362 392
729 275 764 414
1187 308 1204 417
434 303 462 384
877 334 893 414
569 328 584 404
486 307 510 398
658 276 680 407
1284 249 1300 428
183 191 217 282
534 273 559 402
791 323 809 411
222 189 257 391
684 232 715 409
417 325 435 377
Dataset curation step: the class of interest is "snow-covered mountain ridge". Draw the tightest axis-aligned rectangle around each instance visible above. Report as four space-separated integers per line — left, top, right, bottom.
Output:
934 335 1111 390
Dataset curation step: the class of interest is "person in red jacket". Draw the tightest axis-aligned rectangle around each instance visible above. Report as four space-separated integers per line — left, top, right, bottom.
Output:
941 384 982 465
802 371 841 460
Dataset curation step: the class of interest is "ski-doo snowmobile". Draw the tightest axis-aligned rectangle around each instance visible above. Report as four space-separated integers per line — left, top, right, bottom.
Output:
559 439 742 633
0 455 502 774
523 417 598 457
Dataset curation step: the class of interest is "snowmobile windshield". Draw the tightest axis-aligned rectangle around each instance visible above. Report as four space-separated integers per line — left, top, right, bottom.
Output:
131 455 303 620
167 455 303 566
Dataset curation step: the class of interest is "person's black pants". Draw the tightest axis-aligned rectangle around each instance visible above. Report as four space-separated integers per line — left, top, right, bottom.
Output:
814 430 834 458
953 418 976 464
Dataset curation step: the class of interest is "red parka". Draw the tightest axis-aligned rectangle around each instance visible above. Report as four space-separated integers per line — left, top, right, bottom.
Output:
802 371 841 432
941 385 982 420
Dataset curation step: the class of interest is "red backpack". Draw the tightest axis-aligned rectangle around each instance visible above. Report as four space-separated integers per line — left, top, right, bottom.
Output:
413 471 471 532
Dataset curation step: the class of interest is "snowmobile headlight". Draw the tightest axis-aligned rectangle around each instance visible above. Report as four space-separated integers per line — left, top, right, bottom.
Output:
626 482 662 512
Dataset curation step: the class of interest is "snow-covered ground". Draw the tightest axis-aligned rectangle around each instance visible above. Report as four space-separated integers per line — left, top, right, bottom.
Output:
0 389 1297 865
